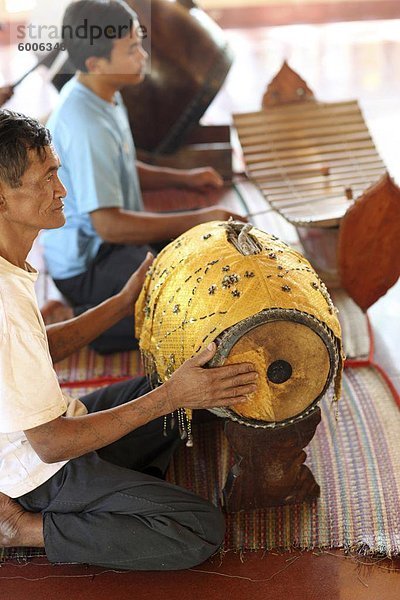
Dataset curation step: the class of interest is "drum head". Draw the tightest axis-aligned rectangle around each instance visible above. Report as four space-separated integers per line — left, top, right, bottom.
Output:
208 309 337 428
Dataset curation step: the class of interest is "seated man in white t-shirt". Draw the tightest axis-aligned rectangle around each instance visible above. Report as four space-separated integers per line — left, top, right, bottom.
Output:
0 110 258 569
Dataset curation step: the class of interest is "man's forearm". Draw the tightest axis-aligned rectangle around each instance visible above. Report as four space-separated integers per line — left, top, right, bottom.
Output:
137 161 186 191
91 208 206 245
25 384 173 464
46 295 128 363
25 344 257 464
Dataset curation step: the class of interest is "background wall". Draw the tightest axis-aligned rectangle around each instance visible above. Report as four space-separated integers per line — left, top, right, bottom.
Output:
201 0 357 9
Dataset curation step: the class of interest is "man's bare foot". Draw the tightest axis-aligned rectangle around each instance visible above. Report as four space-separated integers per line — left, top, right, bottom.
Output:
0 492 44 547
41 299 74 325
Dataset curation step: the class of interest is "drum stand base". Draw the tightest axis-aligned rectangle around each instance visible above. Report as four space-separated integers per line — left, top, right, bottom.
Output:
222 408 321 512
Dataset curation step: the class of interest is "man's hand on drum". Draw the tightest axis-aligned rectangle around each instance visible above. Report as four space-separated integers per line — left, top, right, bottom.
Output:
117 252 154 317
164 342 257 411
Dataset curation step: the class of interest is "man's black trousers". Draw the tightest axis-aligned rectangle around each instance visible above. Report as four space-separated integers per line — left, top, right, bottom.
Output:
17 377 225 570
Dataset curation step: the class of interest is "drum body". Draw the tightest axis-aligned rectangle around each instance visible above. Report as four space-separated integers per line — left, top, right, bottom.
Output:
123 0 233 153
135 221 343 428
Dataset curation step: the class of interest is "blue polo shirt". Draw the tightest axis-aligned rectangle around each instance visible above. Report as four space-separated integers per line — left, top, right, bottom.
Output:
42 77 143 280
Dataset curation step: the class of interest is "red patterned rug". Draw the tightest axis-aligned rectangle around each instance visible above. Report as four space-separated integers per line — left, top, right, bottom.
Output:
168 365 400 555
3 364 400 560
3 184 399 560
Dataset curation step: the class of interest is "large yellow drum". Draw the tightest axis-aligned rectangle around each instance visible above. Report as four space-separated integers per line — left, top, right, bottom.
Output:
135 221 343 430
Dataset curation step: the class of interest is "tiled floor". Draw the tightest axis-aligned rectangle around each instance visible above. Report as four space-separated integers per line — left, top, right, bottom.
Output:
1 14 400 600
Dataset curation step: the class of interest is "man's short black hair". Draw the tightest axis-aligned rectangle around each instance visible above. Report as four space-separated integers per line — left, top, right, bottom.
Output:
62 0 138 72
0 110 52 189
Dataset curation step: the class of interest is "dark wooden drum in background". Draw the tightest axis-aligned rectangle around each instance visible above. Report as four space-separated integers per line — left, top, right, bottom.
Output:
124 0 233 154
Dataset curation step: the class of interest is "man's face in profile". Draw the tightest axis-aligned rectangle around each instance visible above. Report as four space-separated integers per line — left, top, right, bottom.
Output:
0 145 67 234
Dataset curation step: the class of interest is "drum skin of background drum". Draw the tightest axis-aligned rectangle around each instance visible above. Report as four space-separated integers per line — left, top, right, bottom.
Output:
135 221 344 428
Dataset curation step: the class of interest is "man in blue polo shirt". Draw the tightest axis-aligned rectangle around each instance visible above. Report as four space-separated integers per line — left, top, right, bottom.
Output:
42 0 242 353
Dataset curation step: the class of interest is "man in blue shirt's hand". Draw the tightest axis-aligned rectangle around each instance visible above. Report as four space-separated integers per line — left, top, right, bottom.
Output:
42 0 244 354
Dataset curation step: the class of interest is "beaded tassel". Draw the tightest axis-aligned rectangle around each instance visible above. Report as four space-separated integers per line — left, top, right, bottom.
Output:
172 408 194 447
186 416 193 447
163 412 177 437
177 408 187 440
162 415 168 437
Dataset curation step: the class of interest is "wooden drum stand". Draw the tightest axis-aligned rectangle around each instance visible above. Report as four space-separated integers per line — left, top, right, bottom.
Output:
222 408 321 512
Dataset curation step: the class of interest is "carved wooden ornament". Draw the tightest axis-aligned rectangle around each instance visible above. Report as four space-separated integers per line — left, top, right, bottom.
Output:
262 60 315 108
338 173 400 311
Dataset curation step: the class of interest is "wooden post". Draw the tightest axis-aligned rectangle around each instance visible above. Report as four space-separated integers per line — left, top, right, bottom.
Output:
222 407 321 512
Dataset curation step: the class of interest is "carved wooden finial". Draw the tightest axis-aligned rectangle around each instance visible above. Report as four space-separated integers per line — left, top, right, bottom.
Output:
262 61 316 108
224 218 262 255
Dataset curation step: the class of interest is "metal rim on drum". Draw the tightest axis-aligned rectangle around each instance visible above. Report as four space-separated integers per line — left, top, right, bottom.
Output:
207 308 339 429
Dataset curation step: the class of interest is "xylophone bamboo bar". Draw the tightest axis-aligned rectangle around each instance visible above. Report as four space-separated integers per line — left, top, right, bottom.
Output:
238 114 366 137
255 168 385 190
249 159 385 181
242 131 374 154
243 144 378 165
240 122 370 145
246 149 381 171
233 100 359 123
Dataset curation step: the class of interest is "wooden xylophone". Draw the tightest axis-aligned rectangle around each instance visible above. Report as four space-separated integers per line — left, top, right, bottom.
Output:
234 96 386 227
233 62 400 310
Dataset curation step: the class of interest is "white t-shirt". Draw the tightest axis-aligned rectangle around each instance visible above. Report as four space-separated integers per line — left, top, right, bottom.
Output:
0 255 87 498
